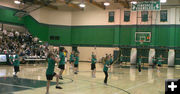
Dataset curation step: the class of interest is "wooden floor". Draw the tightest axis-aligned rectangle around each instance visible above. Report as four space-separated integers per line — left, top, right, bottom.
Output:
0 62 179 94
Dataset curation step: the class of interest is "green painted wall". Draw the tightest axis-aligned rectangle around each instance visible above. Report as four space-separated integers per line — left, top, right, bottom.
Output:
48 25 71 45
24 16 72 45
71 26 115 46
175 26 180 47
0 7 24 25
119 26 136 46
24 16 49 41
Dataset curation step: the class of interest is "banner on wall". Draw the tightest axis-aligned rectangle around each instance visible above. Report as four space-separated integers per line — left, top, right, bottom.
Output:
132 1 160 11
141 11 148 22
109 11 115 22
168 49 175 67
160 10 168 22
124 11 130 22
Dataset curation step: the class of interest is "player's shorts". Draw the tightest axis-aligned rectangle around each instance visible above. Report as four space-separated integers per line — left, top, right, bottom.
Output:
158 64 162 67
91 64 96 70
14 66 19 72
110 62 113 65
46 72 56 80
74 64 78 68
70 60 74 64
58 65 65 70
138 65 141 72
153 62 157 65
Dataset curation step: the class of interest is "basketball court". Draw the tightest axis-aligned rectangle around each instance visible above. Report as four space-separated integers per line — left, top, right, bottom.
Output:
0 63 179 94
0 0 180 94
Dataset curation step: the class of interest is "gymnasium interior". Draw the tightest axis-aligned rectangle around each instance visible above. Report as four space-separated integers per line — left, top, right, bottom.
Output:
0 0 180 94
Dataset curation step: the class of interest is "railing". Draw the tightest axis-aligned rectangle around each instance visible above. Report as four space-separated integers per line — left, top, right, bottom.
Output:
23 56 47 61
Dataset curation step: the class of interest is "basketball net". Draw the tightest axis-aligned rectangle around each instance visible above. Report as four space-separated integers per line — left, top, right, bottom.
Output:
140 40 144 45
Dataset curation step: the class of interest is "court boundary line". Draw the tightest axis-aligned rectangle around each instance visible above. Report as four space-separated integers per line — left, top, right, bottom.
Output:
0 82 34 89
61 77 74 84
76 78 131 94
125 81 150 91
0 77 73 89
125 78 160 91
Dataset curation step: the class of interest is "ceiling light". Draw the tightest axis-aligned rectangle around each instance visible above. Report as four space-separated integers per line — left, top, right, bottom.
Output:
104 2 110 6
79 3 86 8
14 0 21 4
131 1 137 4
160 0 167 3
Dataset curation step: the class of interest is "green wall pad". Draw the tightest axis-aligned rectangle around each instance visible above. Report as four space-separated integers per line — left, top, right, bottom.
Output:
175 50 180 65
155 49 169 64
121 48 131 62
137 48 149 63
0 7 24 25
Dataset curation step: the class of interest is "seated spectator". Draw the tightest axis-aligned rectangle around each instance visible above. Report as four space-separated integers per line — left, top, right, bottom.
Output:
3 29 7 36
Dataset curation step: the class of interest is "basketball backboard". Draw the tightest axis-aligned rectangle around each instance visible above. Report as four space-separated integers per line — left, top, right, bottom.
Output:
135 32 151 43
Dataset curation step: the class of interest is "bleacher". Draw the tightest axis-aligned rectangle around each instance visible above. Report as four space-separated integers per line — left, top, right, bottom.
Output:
0 25 48 64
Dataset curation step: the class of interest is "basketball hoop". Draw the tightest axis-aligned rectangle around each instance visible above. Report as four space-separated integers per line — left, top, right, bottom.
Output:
140 40 144 44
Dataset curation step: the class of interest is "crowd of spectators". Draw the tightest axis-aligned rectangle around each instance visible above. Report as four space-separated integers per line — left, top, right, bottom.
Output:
0 29 48 57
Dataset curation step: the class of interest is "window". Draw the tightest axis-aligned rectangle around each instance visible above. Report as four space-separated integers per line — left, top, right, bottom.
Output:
50 36 54 40
141 11 148 22
55 36 59 40
124 11 130 22
50 36 60 40
108 11 115 22
160 10 168 22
